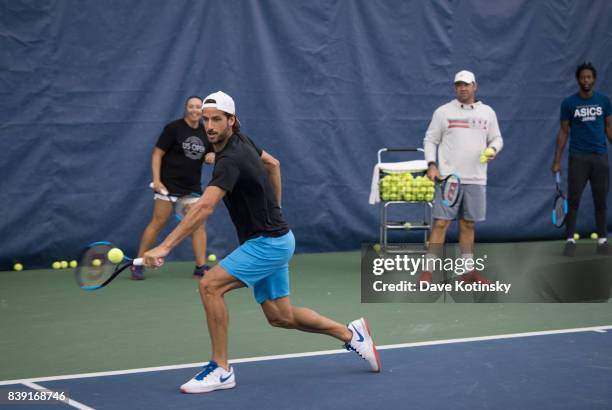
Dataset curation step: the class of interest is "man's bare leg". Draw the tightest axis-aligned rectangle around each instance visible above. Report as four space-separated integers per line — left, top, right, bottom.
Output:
261 296 380 371
261 297 352 342
198 265 246 370
458 218 475 256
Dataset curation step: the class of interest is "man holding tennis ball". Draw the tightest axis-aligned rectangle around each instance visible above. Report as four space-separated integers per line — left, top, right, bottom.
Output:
421 70 503 284
143 91 381 394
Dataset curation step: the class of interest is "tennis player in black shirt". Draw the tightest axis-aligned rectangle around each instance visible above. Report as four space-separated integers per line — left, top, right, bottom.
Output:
143 91 381 394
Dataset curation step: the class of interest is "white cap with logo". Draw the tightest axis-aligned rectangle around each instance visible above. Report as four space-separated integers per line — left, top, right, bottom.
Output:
202 91 235 115
454 70 476 84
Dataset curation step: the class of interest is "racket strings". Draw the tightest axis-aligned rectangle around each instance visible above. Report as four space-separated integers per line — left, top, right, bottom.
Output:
554 197 567 227
75 244 115 287
441 176 461 206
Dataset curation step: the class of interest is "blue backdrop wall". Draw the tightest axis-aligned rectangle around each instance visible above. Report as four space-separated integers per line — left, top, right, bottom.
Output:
1 0 611 268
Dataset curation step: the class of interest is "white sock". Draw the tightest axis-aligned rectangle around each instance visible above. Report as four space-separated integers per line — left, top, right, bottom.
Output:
598 238 608 245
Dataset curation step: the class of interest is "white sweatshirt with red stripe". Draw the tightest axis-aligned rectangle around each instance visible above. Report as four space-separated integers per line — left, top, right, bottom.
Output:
423 99 503 185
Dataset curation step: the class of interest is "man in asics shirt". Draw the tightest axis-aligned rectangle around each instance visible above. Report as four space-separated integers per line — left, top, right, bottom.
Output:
143 91 381 394
552 62 612 257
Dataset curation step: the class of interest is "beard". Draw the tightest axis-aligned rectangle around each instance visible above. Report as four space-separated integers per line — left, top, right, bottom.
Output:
208 124 233 144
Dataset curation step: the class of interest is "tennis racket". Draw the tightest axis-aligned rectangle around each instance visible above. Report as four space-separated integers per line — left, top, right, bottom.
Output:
552 172 568 228
75 241 143 291
149 183 201 221
436 174 461 207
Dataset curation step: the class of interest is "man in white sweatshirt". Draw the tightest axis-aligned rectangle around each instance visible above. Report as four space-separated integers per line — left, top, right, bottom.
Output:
421 70 503 284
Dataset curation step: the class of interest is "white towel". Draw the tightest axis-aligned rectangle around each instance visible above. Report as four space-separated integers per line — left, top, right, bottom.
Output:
368 160 428 204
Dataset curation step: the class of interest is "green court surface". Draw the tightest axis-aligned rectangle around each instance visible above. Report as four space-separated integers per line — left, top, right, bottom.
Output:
1 247 611 382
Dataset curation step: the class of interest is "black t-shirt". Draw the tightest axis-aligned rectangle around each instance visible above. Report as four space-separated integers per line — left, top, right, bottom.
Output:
209 133 289 244
155 119 212 195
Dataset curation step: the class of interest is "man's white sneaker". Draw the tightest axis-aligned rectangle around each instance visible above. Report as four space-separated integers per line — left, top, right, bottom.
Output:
345 317 381 372
180 360 236 393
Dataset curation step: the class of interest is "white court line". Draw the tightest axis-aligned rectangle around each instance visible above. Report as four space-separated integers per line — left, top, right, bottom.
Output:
1 324 610 387
21 381 95 410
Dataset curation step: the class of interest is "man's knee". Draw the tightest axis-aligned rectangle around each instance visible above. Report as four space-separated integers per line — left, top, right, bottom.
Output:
459 219 475 230
199 277 223 299
264 302 295 329
433 219 451 230
267 312 295 329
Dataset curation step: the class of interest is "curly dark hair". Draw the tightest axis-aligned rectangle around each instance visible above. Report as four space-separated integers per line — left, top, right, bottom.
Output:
575 62 596 80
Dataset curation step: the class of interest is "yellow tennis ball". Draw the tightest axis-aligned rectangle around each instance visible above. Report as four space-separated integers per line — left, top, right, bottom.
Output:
207 254 217 262
573 233 580 241
92 259 102 267
52 261 61 269
479 155 488 164
60 260 68 269
13 263 23 271
590 232 598 240
107 248 124 264
69 260 78 268
403 222 412 230
373 243 381 252
484 147 495 156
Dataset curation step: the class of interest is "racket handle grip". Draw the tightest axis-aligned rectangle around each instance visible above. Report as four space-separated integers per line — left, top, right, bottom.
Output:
555 172 561 184
133 258 144 266
149 182 169 196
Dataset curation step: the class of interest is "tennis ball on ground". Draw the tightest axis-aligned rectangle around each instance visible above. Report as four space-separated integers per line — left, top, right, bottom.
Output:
91 259 102 267
60 260 68 269
107 248 124 264
69 260 78 268
52 261 61 269
590 232 599 240
207 254 217 262
13 263 23 271
373 243 381 252
573 233 580 241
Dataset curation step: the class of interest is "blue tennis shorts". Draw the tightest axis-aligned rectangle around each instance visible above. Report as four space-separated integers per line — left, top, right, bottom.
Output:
219 231 295 304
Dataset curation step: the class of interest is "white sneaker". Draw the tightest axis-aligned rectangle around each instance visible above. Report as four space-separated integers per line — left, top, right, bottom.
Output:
345 317 381 372
180 360 236 393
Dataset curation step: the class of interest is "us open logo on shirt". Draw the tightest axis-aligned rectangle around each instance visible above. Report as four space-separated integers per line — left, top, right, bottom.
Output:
182 136 206 160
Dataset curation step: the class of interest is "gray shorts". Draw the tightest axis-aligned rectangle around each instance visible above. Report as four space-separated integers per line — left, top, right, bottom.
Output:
432 184 486 222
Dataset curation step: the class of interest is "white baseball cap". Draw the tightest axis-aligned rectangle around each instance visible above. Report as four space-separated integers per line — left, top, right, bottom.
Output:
454 70 476 84
202 91 235 115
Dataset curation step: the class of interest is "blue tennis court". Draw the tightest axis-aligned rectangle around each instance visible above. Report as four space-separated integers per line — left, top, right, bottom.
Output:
2 327 610 409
